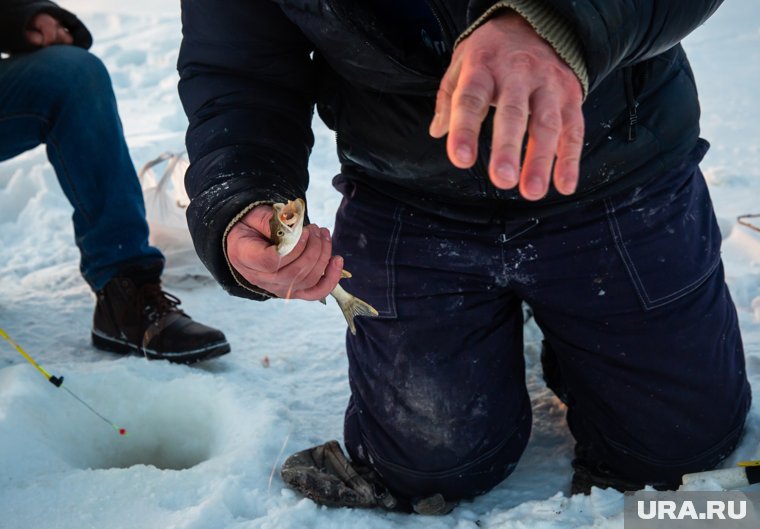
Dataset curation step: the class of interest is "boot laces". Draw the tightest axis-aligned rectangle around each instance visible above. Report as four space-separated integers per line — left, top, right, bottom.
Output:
136 283 182 323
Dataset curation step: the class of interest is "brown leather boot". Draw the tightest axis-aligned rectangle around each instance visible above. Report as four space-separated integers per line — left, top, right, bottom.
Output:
92 269 230 364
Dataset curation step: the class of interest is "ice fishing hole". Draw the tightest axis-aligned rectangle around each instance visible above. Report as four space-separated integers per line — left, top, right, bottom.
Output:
51 377 221 471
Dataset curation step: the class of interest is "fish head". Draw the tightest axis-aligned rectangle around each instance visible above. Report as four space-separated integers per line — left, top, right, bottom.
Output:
270 198 306 255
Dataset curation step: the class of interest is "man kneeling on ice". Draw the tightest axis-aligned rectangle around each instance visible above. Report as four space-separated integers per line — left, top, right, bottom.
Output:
0 0 230 364
177 0 751 513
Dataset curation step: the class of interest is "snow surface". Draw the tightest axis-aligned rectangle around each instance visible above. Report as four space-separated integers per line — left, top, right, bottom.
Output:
1 1 759 528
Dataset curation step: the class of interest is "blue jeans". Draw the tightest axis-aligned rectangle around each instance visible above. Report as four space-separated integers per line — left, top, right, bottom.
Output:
333 140 751 501
0 46 163 290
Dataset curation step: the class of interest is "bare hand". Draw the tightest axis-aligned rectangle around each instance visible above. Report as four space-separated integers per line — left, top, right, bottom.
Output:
226 205 343 300
25 13 74 47
429 11 584 200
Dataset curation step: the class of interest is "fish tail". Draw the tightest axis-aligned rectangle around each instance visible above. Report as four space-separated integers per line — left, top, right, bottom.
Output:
331 285 379 335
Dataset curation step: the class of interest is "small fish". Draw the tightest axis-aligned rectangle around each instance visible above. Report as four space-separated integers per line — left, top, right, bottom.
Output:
270 198 379 334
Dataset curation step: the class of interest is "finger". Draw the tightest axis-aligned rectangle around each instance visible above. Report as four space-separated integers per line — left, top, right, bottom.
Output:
276 225 326 291
294 227 334 292
242 205 274 240
265 226 335 297
40 22 58 46
234 205 311 268
520 87 563 200
228 224 308 275
227 233 281 276
57 26 74 45
488 83 530 189
430 56 461 138
446 66 495 169
260 235 326 299
552 105 585 195
296 255 345 301
25 30 43 46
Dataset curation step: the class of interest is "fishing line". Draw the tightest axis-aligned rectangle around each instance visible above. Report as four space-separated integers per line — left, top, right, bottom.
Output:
0 326 127 436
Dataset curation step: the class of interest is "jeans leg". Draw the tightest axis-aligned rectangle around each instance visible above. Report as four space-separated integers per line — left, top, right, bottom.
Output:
0 46 163 290
332 176 532 502
513 145 750 486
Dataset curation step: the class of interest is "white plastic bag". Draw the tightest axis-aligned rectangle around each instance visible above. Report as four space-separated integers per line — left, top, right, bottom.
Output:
138 152 211 283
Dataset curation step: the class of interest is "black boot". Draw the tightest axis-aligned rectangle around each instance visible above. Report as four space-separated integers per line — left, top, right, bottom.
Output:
280 441 457 514
281 441 398 510
570 445 679 495
571 456 647 495
92 267 230 364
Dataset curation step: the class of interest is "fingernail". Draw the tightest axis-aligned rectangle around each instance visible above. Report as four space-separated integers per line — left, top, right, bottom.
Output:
561 177 577 195
336 256 344 268
456 144 473 164
495 164 517 187
526 177 544 197
322 228 331 241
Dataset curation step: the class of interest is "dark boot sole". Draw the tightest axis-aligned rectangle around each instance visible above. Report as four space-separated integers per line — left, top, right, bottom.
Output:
91 330 231 365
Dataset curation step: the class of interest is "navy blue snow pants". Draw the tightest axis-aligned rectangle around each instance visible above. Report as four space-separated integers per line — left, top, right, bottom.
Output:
332 139 751 502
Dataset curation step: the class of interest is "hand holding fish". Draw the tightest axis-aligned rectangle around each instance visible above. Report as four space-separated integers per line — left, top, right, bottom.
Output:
226 204 344 301
227 199 379 334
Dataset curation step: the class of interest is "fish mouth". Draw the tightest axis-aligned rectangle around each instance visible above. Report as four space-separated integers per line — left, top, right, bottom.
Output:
277 199 305 229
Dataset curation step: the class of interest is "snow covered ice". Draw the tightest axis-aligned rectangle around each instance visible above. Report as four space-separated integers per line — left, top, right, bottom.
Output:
1 1 759 528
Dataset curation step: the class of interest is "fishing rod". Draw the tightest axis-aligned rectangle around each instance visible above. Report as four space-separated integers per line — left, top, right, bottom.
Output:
0 326 126 436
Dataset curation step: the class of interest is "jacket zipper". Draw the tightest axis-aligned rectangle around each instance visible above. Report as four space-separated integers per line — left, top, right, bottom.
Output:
424 0 458 50
623 66 639 143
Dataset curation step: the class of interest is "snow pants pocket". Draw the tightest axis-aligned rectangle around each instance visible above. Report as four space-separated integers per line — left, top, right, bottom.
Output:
603 140 721 311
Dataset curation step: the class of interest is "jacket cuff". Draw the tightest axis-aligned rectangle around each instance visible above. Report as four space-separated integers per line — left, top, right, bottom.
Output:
456 0 589 98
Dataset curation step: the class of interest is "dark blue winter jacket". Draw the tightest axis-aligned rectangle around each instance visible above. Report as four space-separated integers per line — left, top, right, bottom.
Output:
178 0 722 300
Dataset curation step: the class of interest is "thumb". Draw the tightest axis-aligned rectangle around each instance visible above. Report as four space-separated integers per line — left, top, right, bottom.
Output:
239 204 275 240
